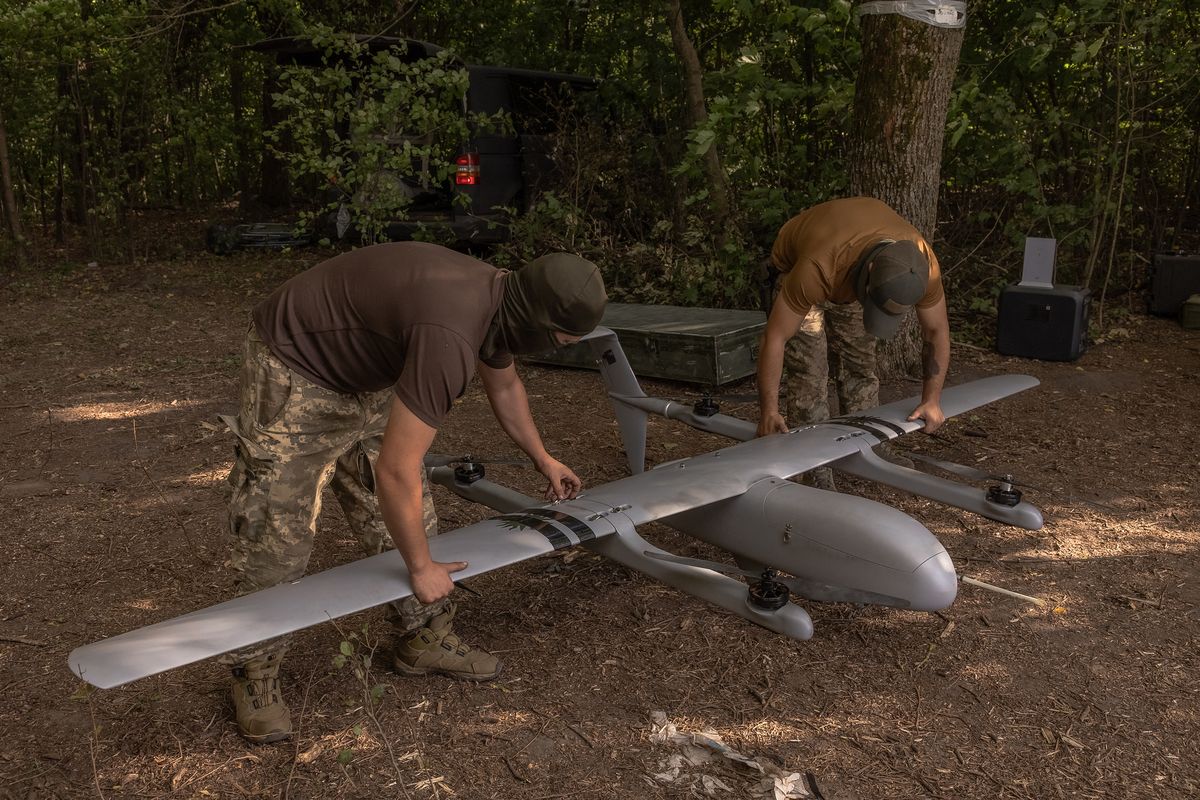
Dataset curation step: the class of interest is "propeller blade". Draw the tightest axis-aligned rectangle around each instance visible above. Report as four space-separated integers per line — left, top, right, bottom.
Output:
908 451 1121 514
424 453 530 468
906 451 1037 488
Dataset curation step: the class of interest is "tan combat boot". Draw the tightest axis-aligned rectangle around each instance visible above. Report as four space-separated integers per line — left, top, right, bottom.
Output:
392 603 502 681
230 652 292 743
803 467 837 492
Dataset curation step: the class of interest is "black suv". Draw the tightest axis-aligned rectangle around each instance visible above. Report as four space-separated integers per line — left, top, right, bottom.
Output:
253 36 597 245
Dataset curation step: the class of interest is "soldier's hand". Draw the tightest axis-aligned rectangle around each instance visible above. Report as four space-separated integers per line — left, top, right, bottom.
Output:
410 561 467 604
757 412 789 437
537 457 582 501
907 401 946 434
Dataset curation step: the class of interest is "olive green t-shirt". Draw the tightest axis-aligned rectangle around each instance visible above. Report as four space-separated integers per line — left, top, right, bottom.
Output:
253 242 509 428
770 197 944 313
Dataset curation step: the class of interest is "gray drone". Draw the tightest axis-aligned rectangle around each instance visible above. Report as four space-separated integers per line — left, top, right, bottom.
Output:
70 328 1043 689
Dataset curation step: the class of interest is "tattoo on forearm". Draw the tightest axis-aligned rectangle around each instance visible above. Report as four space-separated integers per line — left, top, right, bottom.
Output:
922 340 941 379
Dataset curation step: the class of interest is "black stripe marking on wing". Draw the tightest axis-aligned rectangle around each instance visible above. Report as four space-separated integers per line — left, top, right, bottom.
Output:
826 418 888 442
525 508 596 542
495 514 573 550
853 415 908 437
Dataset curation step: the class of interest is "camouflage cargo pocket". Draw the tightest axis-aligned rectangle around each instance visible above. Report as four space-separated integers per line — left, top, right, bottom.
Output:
240 333 294 430
227 440 274 546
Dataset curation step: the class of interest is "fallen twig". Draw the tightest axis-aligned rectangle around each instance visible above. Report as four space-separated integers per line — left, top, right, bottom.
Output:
960 574 1046 606
0 634 45 646
566 722 595 748
284 666 318 800
1115 593 1161 608
503 755 530 783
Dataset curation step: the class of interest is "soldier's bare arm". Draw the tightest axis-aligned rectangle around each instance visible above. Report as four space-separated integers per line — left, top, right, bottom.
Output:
375 396 466 603
908 298 951 433
477 360 581 500
756 299 807 437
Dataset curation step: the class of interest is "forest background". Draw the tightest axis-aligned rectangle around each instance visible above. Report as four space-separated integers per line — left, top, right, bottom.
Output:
1 0 1197 343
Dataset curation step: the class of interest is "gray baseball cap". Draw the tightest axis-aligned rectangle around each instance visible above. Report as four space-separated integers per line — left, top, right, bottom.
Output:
854 239 929 339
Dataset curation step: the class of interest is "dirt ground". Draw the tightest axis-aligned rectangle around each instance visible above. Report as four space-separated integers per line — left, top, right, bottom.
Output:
2 231 1198 800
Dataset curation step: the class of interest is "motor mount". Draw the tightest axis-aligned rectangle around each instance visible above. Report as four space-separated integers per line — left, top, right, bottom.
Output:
986 476 1022 507
454 461 486 484
693 395 720 418
748 568 790 610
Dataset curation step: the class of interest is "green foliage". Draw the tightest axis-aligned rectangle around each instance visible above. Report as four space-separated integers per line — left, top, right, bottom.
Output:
269 27 509 244
2 0 1194 318
944 0 1199 303
330 622 400 775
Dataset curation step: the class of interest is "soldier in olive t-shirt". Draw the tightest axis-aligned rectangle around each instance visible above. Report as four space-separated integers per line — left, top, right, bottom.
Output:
222 242 606 744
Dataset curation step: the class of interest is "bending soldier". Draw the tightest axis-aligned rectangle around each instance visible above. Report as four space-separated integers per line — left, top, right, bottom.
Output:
222 242 606 743
756 197 951 488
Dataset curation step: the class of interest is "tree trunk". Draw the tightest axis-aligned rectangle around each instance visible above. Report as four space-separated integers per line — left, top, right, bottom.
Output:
848 4 964 377
0 106 24 252
55 64 85 226
663 0 732 234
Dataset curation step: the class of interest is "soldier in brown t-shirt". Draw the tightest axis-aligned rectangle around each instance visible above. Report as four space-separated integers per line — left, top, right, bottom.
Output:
757 198 951 463
221 242 606 743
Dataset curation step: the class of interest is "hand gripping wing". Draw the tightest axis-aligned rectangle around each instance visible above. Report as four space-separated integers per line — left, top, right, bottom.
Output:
68 507 621 689
69 357 1036 688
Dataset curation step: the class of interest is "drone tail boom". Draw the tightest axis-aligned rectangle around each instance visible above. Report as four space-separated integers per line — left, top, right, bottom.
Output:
583 328 649 473
581 328 759 473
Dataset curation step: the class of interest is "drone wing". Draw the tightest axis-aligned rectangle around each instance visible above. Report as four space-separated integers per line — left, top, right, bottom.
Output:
581 327 1037 466
69 362 1037 689
69 507 621 689
571 373 1039 526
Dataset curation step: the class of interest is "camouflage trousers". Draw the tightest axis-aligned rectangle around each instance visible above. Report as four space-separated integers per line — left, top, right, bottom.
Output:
219 327 444 665
782 302 879 424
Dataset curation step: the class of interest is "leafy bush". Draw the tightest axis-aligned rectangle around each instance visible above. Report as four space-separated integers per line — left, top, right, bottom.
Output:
268 27 509 244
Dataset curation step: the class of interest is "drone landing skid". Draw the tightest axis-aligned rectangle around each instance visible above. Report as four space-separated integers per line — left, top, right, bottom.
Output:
428 467 815 641
832 444 1044 530
588 517 815 641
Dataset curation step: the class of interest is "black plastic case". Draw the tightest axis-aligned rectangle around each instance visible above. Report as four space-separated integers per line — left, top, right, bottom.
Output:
996 284 1091 362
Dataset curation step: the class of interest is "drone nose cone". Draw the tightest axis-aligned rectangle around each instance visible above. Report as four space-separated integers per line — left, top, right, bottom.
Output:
906 550 958 611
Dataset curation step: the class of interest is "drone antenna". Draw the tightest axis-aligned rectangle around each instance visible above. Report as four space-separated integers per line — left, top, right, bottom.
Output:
958 574 1045 606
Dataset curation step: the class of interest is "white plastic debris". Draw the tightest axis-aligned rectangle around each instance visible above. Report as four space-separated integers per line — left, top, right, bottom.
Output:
647 711 813 799
856 0 966 29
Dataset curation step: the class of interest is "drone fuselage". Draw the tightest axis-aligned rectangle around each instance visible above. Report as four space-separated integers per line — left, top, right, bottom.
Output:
662 477 958 611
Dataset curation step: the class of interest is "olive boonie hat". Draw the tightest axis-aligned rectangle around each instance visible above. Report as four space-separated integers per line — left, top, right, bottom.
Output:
854 239 929 339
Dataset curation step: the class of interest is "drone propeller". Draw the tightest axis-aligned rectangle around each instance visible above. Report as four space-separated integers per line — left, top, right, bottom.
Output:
686 386 783 418
906 448 1122 514
639 551 908 607
423 453 529 468
905 450 1038 489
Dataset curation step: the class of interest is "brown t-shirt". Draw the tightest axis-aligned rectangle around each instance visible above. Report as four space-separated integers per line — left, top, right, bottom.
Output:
253 242 509 428
770 197 944 313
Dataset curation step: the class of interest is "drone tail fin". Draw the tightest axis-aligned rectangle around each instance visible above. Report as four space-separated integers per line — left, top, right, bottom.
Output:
583 327 648 474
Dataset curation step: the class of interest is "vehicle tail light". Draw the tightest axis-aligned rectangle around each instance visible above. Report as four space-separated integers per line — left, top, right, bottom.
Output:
455 152 480 185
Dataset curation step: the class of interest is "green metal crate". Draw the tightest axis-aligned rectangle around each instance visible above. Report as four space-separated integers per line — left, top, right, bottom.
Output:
527 303 766 386
1182 294 1200 330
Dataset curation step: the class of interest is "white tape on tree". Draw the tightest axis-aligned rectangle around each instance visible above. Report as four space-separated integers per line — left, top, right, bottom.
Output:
856 1 967 29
